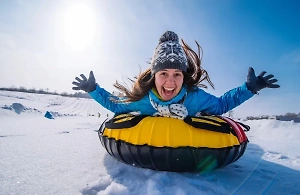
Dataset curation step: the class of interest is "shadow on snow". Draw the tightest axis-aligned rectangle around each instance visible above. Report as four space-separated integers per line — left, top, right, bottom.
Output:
81 143 300 195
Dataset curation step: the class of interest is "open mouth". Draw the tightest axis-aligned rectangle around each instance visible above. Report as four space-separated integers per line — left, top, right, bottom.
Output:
162 87 175 97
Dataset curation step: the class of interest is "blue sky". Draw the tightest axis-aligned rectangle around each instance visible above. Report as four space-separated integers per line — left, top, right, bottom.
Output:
0 0 299 117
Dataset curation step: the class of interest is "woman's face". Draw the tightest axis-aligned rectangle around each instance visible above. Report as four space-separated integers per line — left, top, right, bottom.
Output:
154 69 184 101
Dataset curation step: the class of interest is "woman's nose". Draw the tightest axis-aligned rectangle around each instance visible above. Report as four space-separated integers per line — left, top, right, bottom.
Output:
166 76 175 82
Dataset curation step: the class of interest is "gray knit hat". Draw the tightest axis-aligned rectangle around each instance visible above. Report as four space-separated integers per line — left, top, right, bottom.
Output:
151 31 188 75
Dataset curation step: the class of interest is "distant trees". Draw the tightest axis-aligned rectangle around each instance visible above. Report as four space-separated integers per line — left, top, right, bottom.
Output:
246 115 269 120
246 112 300 120
0 86 92 99
19 86 27 92
284 112 298 117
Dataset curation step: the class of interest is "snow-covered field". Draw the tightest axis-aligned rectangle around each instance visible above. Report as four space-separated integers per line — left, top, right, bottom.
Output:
1 90 300 195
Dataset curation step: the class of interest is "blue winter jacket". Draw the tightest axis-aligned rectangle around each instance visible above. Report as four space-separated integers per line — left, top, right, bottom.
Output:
89 83 254 116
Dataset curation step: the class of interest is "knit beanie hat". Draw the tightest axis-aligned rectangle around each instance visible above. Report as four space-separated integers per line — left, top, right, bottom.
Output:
151 31 188 75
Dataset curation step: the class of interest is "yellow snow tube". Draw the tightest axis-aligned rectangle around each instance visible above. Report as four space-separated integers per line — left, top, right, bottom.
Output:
98 114 249 172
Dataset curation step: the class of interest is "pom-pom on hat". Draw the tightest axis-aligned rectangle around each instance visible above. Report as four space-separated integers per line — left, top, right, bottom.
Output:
151 31 188 75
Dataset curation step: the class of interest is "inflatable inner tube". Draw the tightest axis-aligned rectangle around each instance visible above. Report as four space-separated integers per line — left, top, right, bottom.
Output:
98 114 249 172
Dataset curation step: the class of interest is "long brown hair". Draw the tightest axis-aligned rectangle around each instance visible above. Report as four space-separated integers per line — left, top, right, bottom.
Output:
113 39 214 102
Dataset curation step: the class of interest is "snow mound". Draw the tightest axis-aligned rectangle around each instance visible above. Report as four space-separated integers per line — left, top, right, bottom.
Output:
1 103 41 114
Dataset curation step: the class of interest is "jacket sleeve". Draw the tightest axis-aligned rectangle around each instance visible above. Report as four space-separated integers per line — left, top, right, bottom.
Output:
88 85 132 114
195 82 254 115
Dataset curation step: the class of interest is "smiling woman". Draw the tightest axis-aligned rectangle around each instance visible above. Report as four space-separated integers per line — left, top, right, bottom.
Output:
62 3 96 50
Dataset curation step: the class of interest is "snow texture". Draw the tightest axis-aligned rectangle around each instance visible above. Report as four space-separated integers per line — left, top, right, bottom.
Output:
0 90 299 195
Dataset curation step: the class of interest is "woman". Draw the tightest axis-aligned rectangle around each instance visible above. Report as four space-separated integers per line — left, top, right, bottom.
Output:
72 31 279 119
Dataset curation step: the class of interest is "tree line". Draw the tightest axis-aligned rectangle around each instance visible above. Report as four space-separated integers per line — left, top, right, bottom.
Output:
0 86 91 99
246 112 300 120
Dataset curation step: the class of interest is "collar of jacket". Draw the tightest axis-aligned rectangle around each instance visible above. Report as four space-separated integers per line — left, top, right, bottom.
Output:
149 85 187 106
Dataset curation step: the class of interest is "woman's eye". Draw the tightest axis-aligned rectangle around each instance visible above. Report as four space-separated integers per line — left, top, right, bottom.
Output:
175 73 182 77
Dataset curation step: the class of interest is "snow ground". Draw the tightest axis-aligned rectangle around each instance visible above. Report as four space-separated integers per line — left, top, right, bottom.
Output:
0 90 300 195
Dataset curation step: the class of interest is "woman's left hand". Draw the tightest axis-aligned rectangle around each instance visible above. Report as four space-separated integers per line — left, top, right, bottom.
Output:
246 67 280 94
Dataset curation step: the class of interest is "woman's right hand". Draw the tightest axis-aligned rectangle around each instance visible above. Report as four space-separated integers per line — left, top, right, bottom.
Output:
72 71 96 92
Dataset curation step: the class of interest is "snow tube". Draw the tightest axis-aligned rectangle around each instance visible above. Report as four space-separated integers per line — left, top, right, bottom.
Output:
98 114 249 172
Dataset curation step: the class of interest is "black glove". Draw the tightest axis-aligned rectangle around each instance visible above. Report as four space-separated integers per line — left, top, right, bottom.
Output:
72 71 96 93
246 67 280 94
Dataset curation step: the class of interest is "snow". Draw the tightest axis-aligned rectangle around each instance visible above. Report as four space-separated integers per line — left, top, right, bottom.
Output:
0 90 300 195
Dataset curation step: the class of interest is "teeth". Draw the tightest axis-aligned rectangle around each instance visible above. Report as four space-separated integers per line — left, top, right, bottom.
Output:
164 87 174 91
